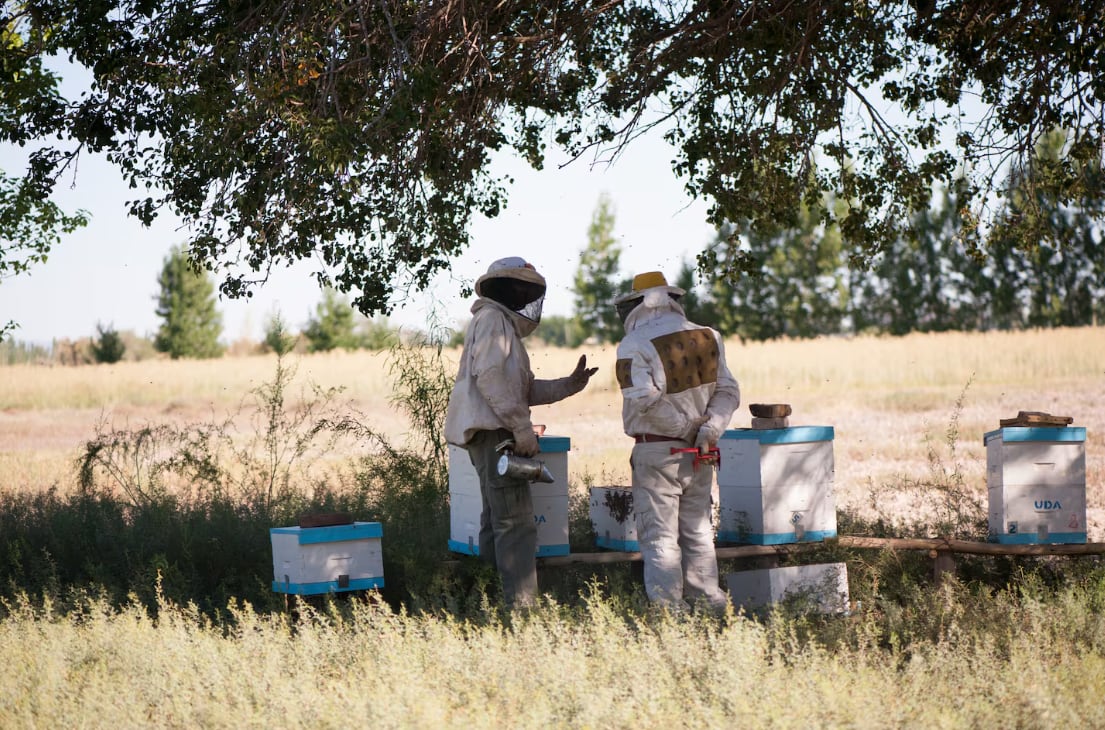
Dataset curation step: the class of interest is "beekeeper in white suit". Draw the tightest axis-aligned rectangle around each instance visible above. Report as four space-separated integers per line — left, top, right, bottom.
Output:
445 256 597 611
614 271 740 612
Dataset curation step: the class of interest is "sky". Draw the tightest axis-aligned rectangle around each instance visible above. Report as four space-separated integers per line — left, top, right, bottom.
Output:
0 123 717 347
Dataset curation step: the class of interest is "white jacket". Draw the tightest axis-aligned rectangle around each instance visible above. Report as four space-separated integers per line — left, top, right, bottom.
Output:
616 292 740 443
445 298 583 446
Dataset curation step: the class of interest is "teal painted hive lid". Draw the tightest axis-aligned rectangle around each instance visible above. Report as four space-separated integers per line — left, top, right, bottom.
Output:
984 426 1086 445
721 426 834 444
538 435 570 452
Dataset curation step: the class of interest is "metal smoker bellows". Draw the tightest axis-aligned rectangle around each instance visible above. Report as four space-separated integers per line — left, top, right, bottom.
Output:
495 439 554 483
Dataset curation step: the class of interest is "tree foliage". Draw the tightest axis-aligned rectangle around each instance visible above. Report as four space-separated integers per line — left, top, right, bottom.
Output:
2 1 1104 314
154 246 224 359
572 194 626 343
700 200 847 340
303 288 360 353
687 131 1105 339
0 15 89 322
533 314 586 348
90 321 125 363
262 310 297 356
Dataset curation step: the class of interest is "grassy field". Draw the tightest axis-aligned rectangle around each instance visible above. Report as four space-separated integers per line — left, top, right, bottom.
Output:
3 582 1105 729
3 326 1103 536
2 327 1104 727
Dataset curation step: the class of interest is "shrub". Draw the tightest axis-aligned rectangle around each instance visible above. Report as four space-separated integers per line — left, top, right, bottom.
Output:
90 322 126 364
262 311 297 356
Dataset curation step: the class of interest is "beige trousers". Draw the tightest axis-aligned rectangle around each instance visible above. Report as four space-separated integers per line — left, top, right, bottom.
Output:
631 441 727 611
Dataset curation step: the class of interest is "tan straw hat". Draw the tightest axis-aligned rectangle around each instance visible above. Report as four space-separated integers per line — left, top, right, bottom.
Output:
613 270 685 305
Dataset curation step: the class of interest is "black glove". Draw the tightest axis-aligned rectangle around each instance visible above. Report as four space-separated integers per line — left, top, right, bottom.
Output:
567 355 599 393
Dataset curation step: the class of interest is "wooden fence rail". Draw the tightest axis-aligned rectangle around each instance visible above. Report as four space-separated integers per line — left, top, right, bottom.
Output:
536 536 1105 583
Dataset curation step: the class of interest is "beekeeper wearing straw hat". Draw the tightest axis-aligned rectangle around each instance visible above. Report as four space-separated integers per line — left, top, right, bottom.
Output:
445 256 598 611
614 271 739 612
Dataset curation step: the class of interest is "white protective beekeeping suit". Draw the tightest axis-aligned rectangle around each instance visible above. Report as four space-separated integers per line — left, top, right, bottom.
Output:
444 256 597 610
614 271 740 611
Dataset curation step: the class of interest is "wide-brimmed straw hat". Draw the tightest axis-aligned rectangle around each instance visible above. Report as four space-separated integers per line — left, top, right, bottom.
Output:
613 271 685 305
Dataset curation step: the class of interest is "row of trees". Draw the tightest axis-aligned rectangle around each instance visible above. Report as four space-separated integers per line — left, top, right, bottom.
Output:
18 246 403 364
154 247 401 360
564 134 1105 345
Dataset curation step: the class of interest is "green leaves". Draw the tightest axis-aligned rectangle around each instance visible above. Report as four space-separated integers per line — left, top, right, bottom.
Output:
2 0 1104 312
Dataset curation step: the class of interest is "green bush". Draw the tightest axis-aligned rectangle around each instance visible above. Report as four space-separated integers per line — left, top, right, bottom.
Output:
91 322 126 364
261 311 297 355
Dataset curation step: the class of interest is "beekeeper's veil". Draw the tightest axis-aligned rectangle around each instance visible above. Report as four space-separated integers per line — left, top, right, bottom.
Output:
475 256 547 323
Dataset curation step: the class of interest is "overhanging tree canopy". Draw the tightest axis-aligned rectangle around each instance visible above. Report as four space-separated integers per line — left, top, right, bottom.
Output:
2 1 1103 315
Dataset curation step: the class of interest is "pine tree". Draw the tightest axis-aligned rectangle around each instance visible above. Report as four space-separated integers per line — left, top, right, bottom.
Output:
262 310 297 355
572 194 627 343
304 288 361 352
153 246 224 359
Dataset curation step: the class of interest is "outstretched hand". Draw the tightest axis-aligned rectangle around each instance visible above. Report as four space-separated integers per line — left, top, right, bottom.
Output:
569 355 599 390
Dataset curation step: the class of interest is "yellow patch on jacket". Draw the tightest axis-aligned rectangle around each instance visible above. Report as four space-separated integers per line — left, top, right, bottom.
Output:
650 329 718 394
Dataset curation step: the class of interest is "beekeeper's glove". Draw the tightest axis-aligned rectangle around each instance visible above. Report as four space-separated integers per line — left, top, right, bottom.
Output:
566 355 599 394
528 355 599 404
694 422 721 455
512 427 540 457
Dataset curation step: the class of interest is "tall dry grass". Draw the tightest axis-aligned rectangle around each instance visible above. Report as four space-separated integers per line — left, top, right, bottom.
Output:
2 582 1104 729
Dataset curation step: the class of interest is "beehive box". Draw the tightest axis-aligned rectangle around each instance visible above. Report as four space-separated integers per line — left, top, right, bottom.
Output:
589 486 638 551
726 562 849 614
448 435 571 556
270 522 384 595
985 426 1087 544
716 427 837 544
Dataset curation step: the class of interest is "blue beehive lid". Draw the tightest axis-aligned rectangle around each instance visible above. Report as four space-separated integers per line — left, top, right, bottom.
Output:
538 435 570 452
721 426 834 444
984 426 1086 445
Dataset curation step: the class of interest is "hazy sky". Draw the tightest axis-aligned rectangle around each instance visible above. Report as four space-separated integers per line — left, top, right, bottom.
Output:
0 123 716 346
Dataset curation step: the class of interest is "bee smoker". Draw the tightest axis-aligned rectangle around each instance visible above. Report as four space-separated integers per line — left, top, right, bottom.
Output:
495 439 554 483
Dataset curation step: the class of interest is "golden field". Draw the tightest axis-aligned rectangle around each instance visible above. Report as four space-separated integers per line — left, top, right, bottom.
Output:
2 326 1103 538
4 327 1105 729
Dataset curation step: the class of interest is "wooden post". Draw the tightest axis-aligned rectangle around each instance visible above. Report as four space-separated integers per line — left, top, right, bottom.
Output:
930 549 956 586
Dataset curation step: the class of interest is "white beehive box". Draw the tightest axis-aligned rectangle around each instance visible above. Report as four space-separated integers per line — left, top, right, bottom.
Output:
270 522 384 595
716 427 837 544
590 486 638 551
985 426 1087 544
448 435 571 556
726 562 849 614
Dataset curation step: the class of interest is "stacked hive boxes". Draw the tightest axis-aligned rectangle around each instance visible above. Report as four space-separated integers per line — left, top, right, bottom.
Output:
270 522 384 595
448 435 571 556
986 426 1087 544
717 423 844 614
589 486 638 551
715 426 837 544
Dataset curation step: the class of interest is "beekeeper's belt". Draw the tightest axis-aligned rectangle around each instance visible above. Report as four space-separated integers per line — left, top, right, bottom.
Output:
633 433 684 443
